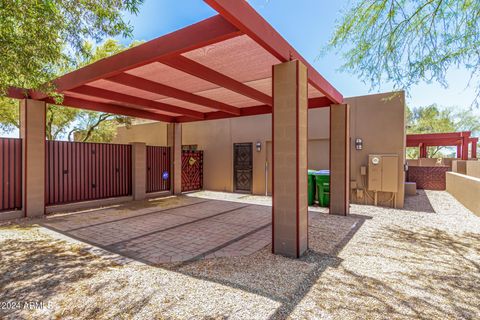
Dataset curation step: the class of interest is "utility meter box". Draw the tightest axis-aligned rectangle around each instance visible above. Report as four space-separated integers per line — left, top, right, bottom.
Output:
368 154 399 192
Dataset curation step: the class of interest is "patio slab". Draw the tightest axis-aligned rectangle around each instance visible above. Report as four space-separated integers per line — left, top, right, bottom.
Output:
41 195 274 264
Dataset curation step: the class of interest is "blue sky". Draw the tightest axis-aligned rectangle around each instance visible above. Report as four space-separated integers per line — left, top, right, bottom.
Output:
116 0 479 111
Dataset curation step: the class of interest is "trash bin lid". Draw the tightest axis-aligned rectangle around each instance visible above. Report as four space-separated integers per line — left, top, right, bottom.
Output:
307 169 317 174
314 170 330 175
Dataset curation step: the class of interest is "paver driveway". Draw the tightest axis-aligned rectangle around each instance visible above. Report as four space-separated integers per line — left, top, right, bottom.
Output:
42 195 273 264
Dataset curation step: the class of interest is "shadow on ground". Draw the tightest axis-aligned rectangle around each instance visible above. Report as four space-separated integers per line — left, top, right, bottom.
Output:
3 191 479 319
403 189 435 213
164 211 370 319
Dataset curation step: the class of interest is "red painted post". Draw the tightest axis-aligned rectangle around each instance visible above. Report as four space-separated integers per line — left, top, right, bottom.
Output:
461 136 469 160
457 145 462 158
472 139 478 159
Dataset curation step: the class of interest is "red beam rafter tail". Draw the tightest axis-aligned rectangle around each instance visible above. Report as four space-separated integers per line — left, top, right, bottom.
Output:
204 0 343 104
161 55 272 106
68 86 205 119
45 97 174 123
31 15 241 99
107 73 241 115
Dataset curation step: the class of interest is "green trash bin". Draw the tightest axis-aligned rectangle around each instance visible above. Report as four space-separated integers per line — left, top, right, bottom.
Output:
307 170 316 206
314 170 330 207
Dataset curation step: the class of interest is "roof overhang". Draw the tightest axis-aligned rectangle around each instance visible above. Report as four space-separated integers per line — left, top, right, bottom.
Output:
8 0 343 123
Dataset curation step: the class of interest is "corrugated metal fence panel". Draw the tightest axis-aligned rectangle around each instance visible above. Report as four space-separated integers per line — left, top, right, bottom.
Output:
182 150 203 192
0 138 22 211
146 146 171 193
46 141 132 206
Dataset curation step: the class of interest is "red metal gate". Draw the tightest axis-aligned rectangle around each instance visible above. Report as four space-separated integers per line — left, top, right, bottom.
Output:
182 150 203 192
0 138 22 211
45 141 132 206
146 146 171 193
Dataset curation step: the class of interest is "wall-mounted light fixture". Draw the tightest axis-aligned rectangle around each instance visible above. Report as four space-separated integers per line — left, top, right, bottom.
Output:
256 141 262 152
355 138 363 150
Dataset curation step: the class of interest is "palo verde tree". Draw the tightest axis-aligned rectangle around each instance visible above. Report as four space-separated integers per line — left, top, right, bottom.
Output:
328 0 480 106
0 39 137 142
0 0 143 94
406 104 480 158
0 0 144 142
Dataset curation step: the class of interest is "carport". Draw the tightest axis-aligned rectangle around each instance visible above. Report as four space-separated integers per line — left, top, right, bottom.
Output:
8 0 349 258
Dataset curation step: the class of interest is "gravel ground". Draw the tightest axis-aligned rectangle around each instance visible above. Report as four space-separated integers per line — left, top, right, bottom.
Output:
1 190 479 319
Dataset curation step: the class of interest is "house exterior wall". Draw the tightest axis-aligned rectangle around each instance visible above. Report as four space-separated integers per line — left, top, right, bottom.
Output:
114 91 406 208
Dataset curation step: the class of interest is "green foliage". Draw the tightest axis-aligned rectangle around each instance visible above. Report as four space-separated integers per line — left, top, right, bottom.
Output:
0 39 137 142
328 0 480 105
0 0 143 95
406 104 480 158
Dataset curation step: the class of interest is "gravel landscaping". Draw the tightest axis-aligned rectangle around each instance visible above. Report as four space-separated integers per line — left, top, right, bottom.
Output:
1 190 479 319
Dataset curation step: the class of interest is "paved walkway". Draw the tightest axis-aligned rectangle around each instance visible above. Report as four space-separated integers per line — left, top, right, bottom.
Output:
42 195 273 264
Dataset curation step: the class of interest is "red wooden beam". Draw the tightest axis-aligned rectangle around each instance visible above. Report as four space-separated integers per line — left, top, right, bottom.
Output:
45 97 174 122
204 0 343 104
161 55 272 106
308 97 332 108
107 73 241 115
176 97 332 122
407 132 471 140
31 15 241 99
5 87 29 99
68 86 205 119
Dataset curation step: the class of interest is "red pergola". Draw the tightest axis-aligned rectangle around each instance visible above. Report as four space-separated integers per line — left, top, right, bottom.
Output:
406 132 478 160
8 0 342 121
7 0 350 258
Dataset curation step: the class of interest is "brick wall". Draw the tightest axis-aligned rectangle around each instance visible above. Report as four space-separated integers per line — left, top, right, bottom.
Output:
407 166 451 190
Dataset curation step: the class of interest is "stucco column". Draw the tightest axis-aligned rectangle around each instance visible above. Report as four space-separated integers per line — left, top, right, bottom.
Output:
20 99 46 217
167 123 182 194
131 142 146 200
272 60 308 258
330 104 350 216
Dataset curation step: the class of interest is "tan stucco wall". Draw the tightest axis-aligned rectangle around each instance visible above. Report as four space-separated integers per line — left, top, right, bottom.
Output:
114 91 406 207
452 160 467 175
446 172 480 216
466 160 480 179
346 92 406 208
115 122 168 146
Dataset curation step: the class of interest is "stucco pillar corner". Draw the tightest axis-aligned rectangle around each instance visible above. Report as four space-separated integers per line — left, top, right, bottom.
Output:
330 103 350 216
131 142 147 201
167 123 182 195
272 60 308 258
20 99 46 218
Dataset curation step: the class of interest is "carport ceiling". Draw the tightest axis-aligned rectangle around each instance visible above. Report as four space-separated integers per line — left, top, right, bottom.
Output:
27 0 343 123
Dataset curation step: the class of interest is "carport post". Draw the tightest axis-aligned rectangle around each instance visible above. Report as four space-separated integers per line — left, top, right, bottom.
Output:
461 134 469 160
167 123 182 194
472 139 478 159
329 104 350 216
20 99 46 217
272 60 308 258
131 142 146 200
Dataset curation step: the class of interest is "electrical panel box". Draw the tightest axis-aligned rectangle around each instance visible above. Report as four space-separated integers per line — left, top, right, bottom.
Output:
368 154 399 192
